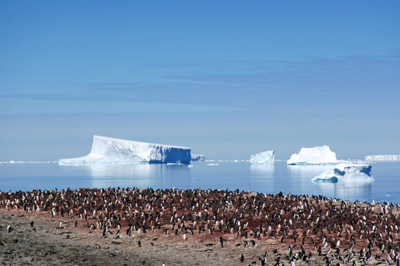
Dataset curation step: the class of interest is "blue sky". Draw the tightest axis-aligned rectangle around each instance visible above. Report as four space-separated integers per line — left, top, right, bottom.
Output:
0 1 399 161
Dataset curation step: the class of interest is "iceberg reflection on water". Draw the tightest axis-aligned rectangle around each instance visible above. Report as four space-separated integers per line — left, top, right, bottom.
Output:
250 164 275 175
287 165 335 178
86 163 190 189
316 182 372 202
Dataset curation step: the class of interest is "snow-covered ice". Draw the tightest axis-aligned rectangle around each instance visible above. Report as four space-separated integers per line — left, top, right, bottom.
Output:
287 145 338 165
365 155 400 162
250 150 275 165
312 163 374 186
59 135 192 165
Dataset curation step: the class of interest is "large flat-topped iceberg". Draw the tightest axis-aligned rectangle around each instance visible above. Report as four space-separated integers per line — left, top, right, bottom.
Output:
365 155 400 162
287 145 338 165
250 150 275 165
312 163 374 186
59 136 191 165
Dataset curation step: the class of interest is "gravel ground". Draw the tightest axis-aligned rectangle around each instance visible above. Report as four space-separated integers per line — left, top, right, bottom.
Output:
1 193 400 266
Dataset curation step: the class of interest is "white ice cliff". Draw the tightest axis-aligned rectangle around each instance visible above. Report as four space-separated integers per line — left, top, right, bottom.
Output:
250 150 275 165
311 163 374 186
287 145 338 165
59 136 192 165
365 155 400 162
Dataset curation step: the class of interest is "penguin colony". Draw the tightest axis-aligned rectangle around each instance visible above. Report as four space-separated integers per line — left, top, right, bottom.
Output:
1 188 400 265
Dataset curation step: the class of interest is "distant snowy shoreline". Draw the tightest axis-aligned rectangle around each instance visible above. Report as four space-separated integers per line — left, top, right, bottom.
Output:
365 155 400 162
0 161 57 164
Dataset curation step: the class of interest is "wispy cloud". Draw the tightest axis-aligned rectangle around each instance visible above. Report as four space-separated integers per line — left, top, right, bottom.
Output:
166 54 400 91
1 54 398 116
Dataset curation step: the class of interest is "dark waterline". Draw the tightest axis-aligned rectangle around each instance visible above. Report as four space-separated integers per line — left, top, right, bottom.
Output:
0 161 399 203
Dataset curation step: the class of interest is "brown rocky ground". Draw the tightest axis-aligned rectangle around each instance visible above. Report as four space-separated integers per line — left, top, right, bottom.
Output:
1 209 398 266
1 188 400 265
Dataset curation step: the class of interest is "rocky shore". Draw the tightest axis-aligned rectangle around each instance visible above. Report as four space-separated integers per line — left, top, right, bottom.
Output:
1 188 400 265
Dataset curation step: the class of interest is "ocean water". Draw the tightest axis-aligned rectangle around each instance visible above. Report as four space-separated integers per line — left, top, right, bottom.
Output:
0 161 399 203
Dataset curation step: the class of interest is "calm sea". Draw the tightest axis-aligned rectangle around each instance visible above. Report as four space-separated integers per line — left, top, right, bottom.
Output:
0 161 399 203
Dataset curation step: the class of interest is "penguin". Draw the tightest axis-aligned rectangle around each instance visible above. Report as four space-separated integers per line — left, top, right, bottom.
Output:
102 226 108 238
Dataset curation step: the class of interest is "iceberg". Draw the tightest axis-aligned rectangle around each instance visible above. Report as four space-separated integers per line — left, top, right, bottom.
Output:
312 163 374 186
287 145 338 165
59 135 192 165
250 150 275 165
191 154 206 161
365 155 400 162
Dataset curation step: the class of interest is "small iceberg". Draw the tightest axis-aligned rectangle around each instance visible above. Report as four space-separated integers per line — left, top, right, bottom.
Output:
250 150 275 165
191 154 206 161
312 163 374 186
287 145 338 165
